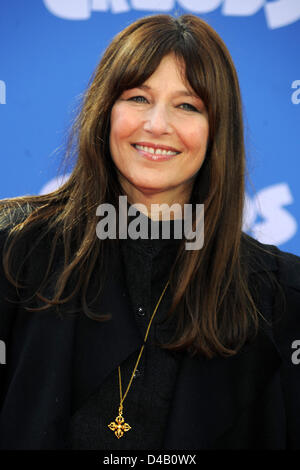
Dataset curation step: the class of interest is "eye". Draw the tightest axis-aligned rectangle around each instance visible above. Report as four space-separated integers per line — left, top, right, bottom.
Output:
179 103 199 112
127 96 200 112
128 95 148 103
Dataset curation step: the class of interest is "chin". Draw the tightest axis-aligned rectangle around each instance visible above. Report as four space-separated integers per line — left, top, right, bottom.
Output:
129 176 169 192
132 183 168 194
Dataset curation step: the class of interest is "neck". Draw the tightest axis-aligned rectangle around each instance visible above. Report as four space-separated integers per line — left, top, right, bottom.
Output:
122 185 192 221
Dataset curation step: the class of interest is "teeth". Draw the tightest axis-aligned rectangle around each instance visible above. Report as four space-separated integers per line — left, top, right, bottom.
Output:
134 144 178 156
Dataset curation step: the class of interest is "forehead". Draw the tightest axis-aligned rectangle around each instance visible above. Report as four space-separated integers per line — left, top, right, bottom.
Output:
148 53 187 80
137 54 196 96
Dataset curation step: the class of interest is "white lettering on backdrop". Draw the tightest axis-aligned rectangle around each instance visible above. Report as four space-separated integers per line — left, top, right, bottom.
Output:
43 0 300 29
243 183 297 245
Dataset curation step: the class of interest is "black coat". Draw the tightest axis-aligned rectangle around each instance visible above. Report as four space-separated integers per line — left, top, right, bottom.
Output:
0 223 300 450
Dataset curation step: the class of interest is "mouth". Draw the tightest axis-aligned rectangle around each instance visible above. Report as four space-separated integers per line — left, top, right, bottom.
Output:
131 144 181 162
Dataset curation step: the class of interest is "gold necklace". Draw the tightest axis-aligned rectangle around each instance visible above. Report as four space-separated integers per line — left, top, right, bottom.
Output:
108 279 170 439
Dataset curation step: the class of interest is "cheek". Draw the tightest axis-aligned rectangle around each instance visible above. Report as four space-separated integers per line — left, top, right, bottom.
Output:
110 106 137 141
181 124 209 154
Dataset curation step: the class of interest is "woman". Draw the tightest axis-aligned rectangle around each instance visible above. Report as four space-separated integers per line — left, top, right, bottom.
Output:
0 14 299 450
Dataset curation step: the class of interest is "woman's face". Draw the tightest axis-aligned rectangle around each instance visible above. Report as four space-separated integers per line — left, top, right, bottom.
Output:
109 53 209 204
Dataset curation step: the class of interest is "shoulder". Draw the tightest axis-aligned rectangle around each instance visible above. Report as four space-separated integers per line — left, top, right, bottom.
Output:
0 200 62 309
0 200 37 272
242 235 300 361
242 233 300 335
0 202 38 326
0 200 52 268
0 202 34 263
241 233 300 291
0 200 36 239
273 248 300 292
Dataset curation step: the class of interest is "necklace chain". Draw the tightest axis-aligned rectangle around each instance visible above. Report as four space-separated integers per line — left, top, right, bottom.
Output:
108 279 170 439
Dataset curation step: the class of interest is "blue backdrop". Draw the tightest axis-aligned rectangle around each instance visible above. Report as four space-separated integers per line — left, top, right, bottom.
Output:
0 0 299 254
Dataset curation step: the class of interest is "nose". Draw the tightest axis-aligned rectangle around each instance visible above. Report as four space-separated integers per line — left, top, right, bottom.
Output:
143 104 173 135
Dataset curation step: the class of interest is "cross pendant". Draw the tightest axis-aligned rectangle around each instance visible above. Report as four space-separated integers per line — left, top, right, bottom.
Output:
108 407 131 438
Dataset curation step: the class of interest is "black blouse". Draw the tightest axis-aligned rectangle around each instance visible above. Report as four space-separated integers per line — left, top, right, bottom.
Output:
66 214 183 450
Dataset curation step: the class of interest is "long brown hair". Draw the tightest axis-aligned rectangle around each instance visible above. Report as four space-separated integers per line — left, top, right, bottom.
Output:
1 14 266 358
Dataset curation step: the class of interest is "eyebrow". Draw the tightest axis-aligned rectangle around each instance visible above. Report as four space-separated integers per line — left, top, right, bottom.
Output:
135 84 201 100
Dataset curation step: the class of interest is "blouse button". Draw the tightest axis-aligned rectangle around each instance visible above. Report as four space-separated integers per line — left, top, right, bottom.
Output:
136 306 145 317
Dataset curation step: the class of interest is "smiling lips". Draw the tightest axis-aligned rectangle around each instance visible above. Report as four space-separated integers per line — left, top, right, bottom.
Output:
132 142 181 161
